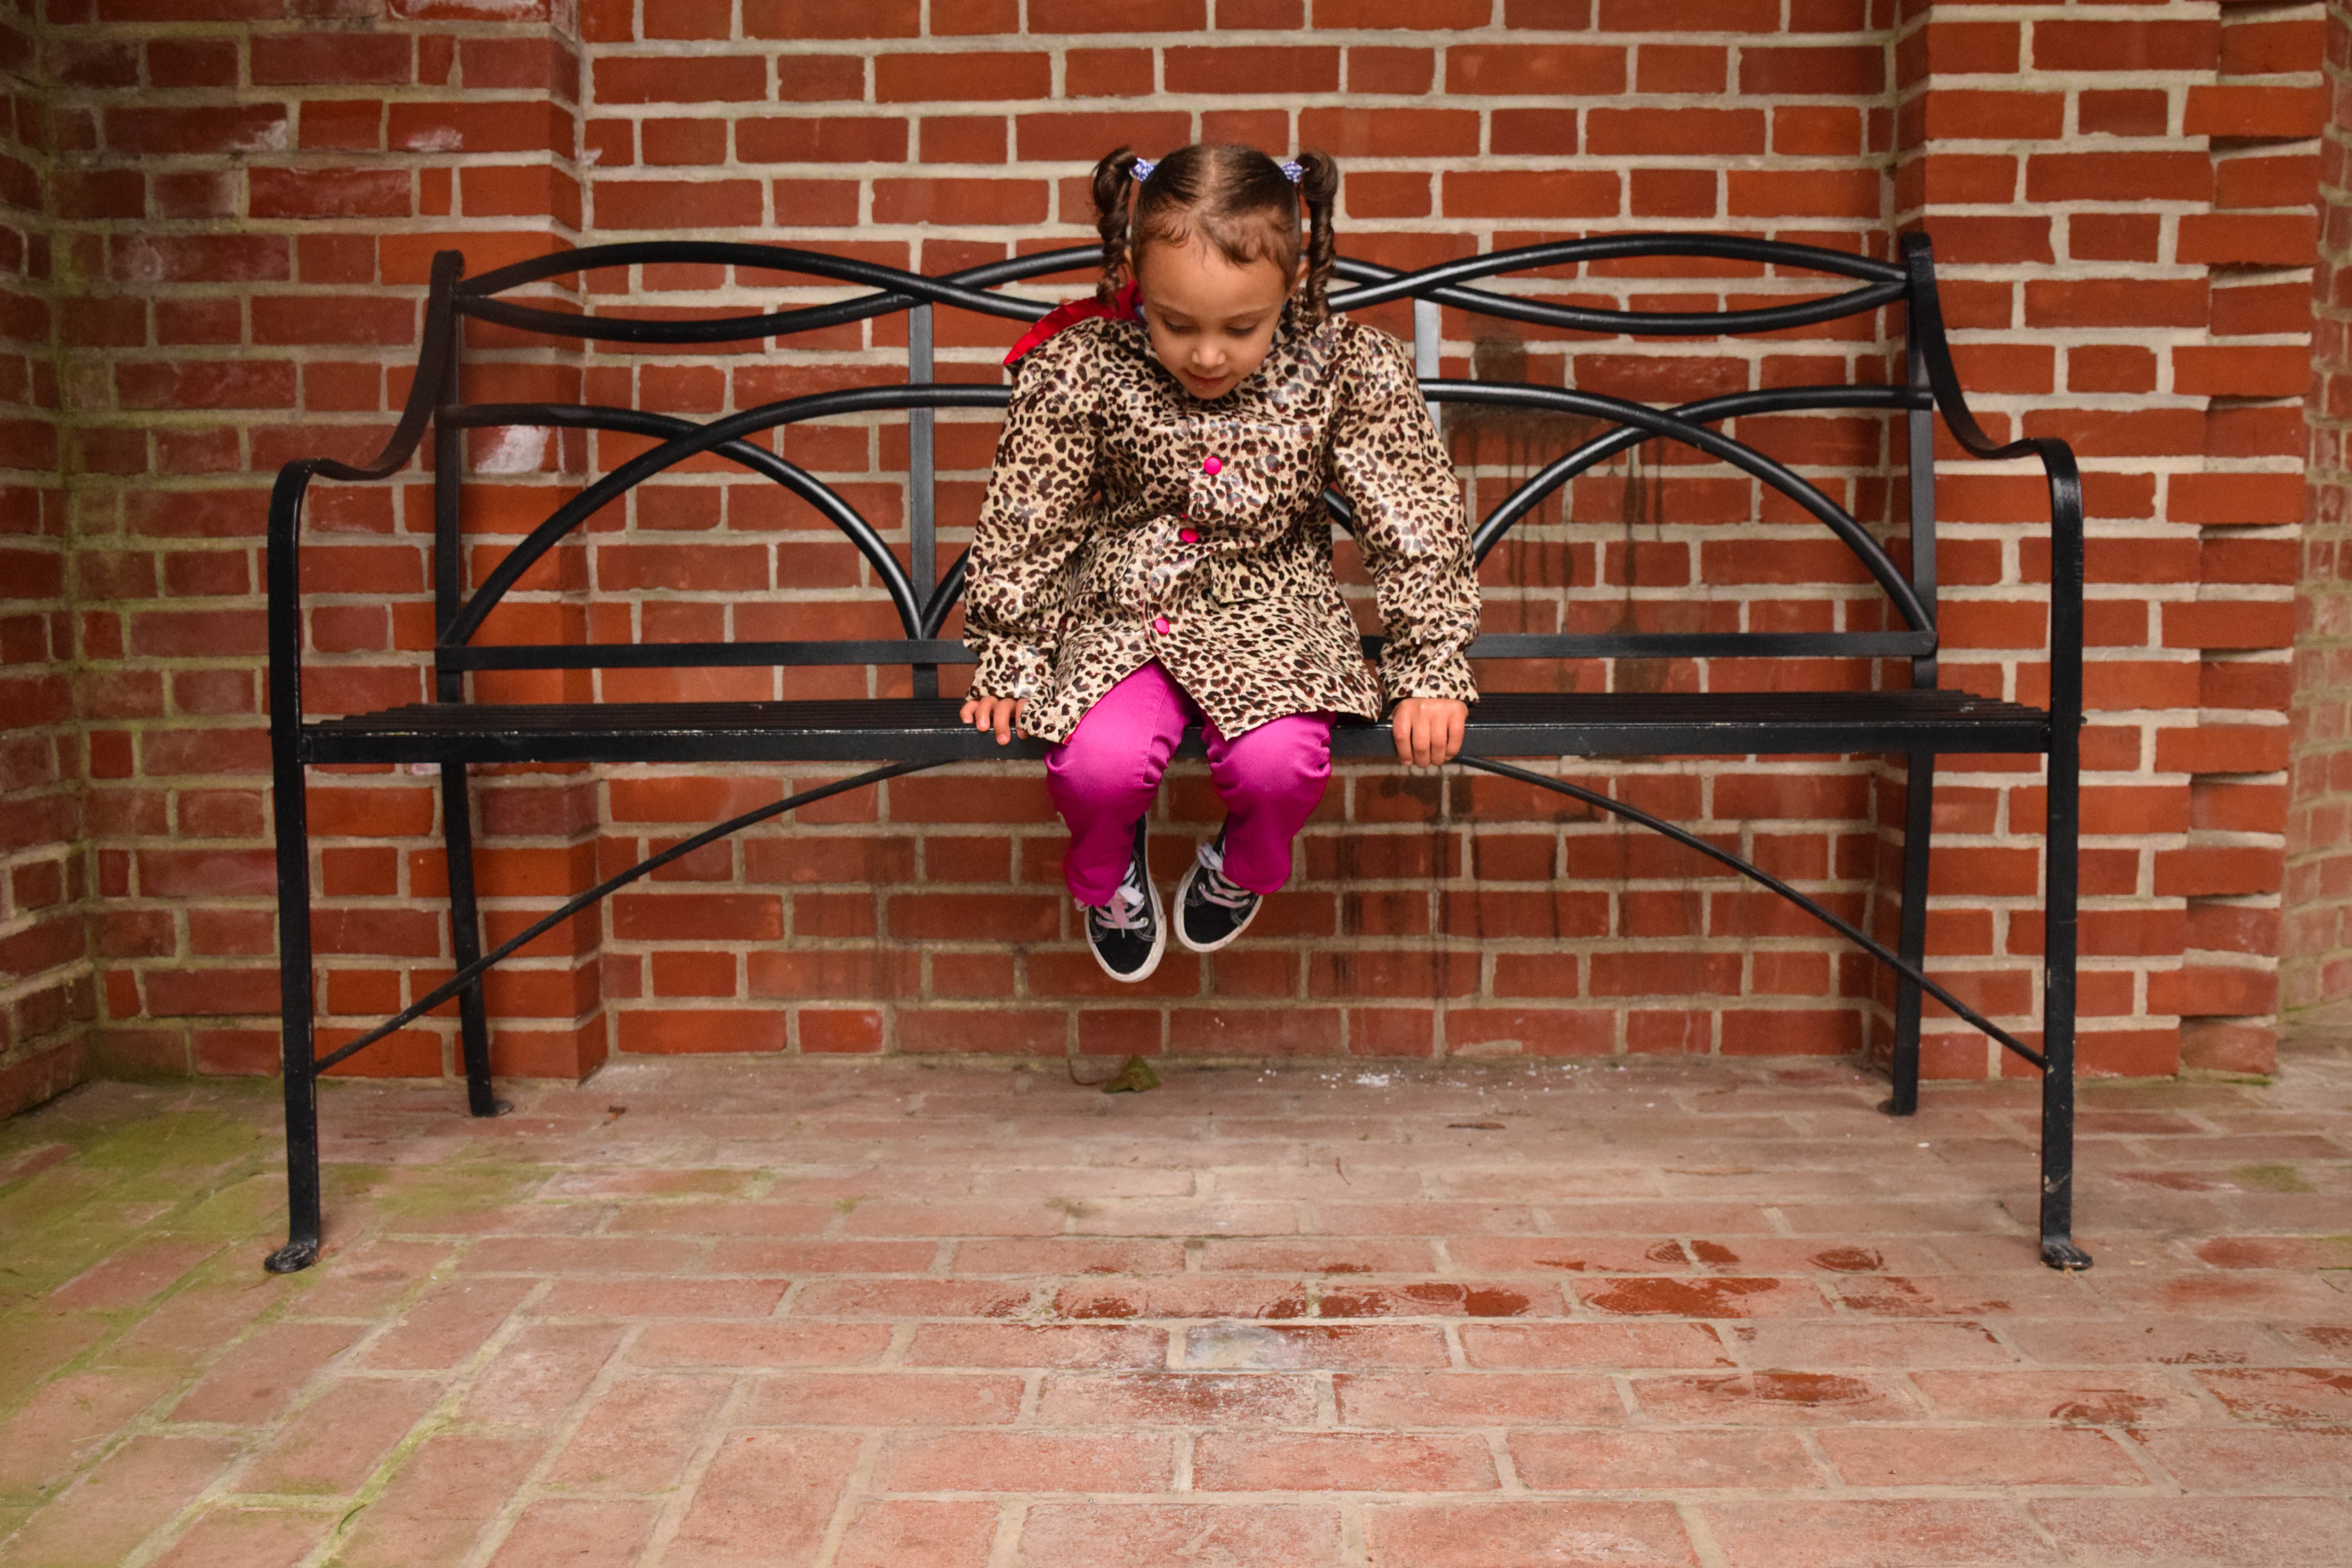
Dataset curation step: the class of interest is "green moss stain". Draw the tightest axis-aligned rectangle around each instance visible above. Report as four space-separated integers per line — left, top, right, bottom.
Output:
353 1160 546 1223
71 1109 271 1175
175 1173 290 1235
2232 1163 2315 1193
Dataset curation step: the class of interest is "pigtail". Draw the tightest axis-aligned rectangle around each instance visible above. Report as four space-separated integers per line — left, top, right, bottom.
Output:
1292 149 1340 324
1090 147 1144 308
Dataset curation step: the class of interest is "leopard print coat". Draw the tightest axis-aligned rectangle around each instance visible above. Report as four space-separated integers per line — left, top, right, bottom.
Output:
962 305 1480 743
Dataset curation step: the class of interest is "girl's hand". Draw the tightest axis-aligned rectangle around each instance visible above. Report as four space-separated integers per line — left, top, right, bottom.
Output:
960 694 1029 746
1391 698 1468 768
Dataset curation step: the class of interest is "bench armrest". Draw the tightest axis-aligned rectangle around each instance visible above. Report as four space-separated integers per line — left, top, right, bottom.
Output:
1902 234 2085 748
268 251 463 746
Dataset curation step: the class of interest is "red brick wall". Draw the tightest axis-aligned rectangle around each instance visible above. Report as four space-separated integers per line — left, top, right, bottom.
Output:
53 1 587 1081
0 0 80 1117
25 0 2328 1091
2288 0 2352 1018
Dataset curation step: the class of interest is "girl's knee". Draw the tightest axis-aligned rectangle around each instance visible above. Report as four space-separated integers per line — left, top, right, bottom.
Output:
1048 731 1163 805
1214 718 1332 807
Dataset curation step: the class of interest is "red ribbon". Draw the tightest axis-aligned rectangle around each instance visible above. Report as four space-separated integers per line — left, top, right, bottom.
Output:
1003 279 1142 368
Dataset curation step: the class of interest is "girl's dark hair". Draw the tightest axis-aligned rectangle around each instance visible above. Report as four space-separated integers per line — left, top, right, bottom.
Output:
1090 143 1341 323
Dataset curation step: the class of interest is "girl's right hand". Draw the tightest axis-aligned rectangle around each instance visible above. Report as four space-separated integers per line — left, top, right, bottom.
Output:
960 694 1029 745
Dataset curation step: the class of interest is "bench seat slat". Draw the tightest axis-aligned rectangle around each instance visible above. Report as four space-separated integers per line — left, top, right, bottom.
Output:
304 691 2051 766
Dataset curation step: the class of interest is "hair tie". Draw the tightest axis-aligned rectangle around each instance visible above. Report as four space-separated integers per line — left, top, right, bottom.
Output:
1131 159 1156 181
1280 159 1303 184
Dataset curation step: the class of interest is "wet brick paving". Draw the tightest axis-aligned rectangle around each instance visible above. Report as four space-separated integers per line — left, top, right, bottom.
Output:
0 1041 2347 1566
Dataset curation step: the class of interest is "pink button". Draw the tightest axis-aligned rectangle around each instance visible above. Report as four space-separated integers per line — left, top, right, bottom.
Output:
1202 456 1223 475
1152 616 1171 635
1179 528 1199 543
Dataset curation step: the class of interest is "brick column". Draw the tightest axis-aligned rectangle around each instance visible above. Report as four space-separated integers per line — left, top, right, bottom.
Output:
0 0 83 1116
1896 0 2318 1080
2185 1 2326 1074
48 3 597 1080
2288 0 2352 1025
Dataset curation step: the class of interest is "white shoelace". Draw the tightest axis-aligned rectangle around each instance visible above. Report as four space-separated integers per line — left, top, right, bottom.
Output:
1088 879 1151 933
1191 844 1255 910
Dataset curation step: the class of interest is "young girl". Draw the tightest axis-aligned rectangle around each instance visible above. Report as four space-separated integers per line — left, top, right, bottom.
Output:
959 143 1480 982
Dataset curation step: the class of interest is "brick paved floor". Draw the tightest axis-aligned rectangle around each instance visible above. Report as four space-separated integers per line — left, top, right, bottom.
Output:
0 1042 2347 1568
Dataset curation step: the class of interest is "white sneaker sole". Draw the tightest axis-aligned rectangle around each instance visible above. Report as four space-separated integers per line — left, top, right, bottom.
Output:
1174 858 1261 954
1089 874 1166 983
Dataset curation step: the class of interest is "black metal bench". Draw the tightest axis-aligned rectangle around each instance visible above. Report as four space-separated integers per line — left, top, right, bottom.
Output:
264 232 2088 1274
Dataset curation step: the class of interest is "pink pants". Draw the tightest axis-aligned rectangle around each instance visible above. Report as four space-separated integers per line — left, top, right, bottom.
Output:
1047 660 1333 906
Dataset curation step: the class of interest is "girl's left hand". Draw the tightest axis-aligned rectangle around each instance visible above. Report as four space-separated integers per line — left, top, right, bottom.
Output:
1391 698 1468 768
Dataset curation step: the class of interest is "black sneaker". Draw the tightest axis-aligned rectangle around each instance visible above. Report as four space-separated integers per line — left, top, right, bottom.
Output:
1082 817 1165 983
1175 826 1262 952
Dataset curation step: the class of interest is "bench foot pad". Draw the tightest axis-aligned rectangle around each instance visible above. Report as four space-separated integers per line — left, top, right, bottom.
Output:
264 1238 320 1275
2040 1237 2094 1272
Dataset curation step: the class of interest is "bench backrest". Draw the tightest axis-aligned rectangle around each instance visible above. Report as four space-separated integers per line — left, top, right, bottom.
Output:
409 233 1962 705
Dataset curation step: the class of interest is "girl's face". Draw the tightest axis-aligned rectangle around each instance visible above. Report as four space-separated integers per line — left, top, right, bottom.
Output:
1133 238 1301 402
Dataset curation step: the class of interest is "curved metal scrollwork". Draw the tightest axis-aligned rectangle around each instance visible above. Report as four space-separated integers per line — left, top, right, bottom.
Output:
438 395 1010 643
1464 383 1929 562
1424 381 1932 631
451 232 1905 346
434 233 1923 650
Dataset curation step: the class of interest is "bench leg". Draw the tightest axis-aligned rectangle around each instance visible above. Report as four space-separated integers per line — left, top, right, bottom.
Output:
266 755 322 1274
1882 748 1933 1117
2040 738 2091 1270
441 762 504 1119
